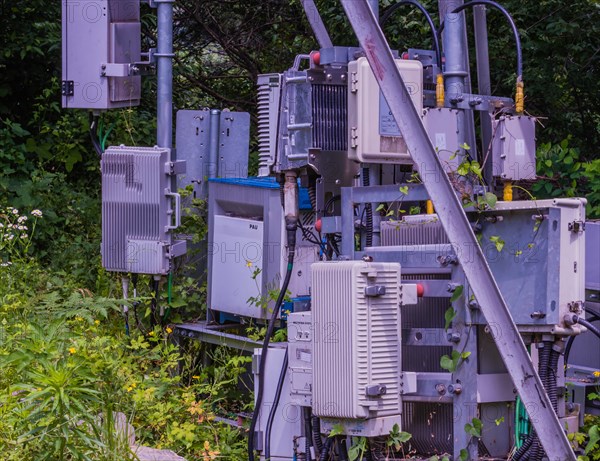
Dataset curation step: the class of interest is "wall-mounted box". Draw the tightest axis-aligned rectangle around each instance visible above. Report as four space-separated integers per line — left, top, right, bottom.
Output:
490 115 537 180
101 146 186 275
421 107 463 173
62 0 141 109
348 57 423 164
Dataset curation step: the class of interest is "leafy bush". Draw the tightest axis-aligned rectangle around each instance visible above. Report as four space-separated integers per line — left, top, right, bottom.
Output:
532 138 600 218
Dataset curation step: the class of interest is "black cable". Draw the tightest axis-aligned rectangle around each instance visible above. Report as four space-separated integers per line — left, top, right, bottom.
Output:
264 350 289 461
338 436 349 461
312 416 324 456
438 0 523 80
318 436 333 461
362 167 373 248
248 231 297 461
304 408 314 461
89 113 103 157
308 183 317 212
577 317 600 340
513 434 533 461
324 195 341 216
565 313 600 365
381 0 442 68
514 342 549 461
149 278 160 327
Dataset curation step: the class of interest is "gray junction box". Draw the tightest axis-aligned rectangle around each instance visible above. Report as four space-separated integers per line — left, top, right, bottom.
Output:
62 0 142 109
101 146 186 275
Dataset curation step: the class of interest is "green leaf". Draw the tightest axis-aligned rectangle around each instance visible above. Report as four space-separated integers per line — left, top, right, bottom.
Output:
444 308 457 330
376 204 385 212
399 186 409 195
464 418 483 440
489 236 505 252
584 425 600 455
470 161 483 179
460 142 471 151
495 417 505 426
440 354 456 373
461 351 471 360
329 423 344 438
483 192 497 209
450 285 464 302
459 448 469 461
457 162 470 176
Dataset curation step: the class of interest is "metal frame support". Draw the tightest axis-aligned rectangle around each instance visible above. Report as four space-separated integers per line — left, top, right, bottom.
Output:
300 0 334 49
156 0 175 148
339 1 575 459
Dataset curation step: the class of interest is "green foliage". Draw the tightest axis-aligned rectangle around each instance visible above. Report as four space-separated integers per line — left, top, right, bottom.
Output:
440 350 471 373
0 217 246 460
465 418 483 438
348 437 368 461
450 285 464 303
444 307 457 330
387 423 412 451
532 138 600 218
489 235 506 252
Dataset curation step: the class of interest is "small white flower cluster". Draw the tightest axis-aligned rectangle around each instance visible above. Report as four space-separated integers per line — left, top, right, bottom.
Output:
1 207 43 261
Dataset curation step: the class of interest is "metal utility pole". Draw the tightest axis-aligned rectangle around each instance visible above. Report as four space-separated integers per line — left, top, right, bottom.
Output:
339 1 575 459
156 0 174 149
438 0 478 157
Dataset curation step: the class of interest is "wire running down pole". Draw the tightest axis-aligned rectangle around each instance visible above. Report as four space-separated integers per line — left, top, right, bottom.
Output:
338 1 575 459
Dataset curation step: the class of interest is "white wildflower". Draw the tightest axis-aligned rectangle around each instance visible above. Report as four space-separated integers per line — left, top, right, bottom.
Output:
7 234 14 241
17 216 27 223
20 234 28 239
31 209 43 217
12 209 18 215
7 224 13 229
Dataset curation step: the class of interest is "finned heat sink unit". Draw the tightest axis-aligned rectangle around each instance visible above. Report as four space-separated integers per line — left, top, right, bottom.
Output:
381 214 449 246
101 146 186 275
311 260 412 436
273 62 348 172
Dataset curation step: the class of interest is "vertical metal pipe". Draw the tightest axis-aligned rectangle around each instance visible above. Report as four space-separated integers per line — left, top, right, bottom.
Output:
443 12 468 98
443 11 477 158
208 109 221 179
365 0 380 249
439 0 477 156
473 5 494 181
157 0 174 149
339 2 575 459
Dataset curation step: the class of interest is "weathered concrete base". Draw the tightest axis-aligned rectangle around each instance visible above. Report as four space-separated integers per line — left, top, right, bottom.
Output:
133 446 187 461
113 412 187 461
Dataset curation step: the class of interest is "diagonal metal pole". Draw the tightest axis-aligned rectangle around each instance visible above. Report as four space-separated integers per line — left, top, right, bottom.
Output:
300 0 334 49
339 2 575 459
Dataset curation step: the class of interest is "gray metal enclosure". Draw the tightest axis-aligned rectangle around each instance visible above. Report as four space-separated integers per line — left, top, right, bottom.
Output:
62 0 141 109
101 146 186 275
